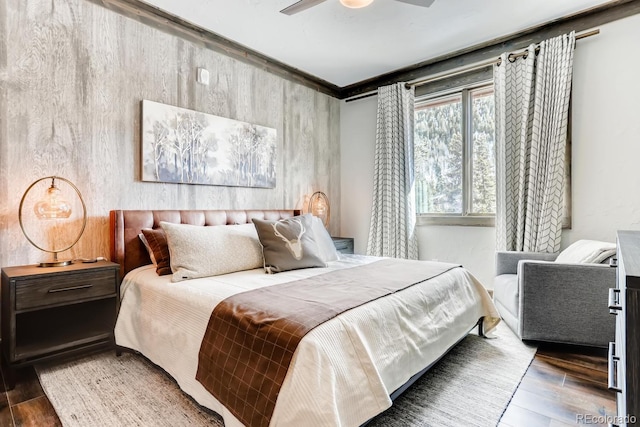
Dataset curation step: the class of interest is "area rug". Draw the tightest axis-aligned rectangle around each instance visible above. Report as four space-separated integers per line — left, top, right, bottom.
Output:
36 323 535 427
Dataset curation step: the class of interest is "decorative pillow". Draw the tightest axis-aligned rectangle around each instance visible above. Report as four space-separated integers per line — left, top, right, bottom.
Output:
140 228 172 276
160 222 263 282
252 214 327 273
555 239 617 264
311 215 339 262
139 233 156 265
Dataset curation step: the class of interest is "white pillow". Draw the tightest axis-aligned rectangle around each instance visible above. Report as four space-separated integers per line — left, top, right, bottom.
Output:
160 222 263 282
311 216 339 262
555 239 616 264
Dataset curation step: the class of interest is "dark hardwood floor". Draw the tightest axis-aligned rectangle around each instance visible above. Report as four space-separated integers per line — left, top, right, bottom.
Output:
499 344 616 427
0 343 615 427
0 364 61 426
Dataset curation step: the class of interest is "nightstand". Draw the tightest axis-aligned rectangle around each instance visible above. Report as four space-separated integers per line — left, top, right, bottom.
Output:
1 261 120 388
332 237 354 254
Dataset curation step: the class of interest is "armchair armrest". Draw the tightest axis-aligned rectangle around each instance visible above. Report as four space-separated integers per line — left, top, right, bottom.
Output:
495 251 558 276
518 261 616 347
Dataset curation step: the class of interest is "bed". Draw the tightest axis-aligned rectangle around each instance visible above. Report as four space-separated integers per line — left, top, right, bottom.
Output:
110 209 500 427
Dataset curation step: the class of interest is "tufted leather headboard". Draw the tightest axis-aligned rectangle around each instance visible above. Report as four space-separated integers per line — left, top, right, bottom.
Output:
109 209 301 278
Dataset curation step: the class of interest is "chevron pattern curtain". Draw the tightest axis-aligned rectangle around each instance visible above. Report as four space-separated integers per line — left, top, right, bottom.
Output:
367 82 419 259
495 32 575 252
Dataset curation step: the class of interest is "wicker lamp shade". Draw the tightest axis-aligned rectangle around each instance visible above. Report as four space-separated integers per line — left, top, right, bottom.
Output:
308 191 330 228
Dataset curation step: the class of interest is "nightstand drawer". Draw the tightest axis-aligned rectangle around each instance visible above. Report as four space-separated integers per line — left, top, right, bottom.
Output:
15 270 116 311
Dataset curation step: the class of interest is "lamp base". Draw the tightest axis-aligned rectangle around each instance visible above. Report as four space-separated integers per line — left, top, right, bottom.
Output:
38 260 73 267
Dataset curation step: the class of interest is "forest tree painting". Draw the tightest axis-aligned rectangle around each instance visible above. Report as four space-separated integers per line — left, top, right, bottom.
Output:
141 100 277 188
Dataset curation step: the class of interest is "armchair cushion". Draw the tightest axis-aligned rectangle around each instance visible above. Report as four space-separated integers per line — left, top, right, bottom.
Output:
493 274 518 333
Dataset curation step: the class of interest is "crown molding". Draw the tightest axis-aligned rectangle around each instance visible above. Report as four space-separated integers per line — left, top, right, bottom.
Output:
89 0 640 100
339 0 640 99
88 0 343 98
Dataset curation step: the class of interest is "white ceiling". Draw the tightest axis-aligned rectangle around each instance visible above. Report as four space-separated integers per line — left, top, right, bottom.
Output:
140 0 611 87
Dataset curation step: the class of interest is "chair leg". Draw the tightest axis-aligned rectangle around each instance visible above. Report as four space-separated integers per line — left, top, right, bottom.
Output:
477 316 485 337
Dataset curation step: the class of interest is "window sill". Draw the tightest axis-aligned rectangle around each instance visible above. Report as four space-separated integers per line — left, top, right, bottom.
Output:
416 215 495 227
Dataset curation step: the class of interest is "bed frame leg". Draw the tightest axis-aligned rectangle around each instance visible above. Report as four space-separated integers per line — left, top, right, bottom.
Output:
477 316 485 337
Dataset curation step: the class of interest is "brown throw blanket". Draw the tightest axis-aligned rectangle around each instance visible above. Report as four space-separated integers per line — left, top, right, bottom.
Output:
196 259 460 427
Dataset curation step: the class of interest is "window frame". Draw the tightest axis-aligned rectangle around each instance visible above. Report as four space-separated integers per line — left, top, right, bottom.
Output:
414 80 496 227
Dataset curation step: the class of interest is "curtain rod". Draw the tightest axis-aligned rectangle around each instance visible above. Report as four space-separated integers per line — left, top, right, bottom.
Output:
345 28 599 103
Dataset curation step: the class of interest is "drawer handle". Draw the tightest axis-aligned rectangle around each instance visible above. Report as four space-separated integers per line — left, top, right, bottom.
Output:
608 342 622 393
609 257 618 267
608 288 622 314
48 284 93 293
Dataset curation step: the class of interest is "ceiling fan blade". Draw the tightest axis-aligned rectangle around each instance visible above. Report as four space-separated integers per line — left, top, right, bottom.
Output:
280 0 328 15
393 0 435 7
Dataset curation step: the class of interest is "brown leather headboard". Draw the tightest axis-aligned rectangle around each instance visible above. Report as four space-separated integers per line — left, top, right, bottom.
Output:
109 209 301 278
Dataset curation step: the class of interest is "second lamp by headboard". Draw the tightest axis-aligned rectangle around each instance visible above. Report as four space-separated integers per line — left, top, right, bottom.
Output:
308 191 330 229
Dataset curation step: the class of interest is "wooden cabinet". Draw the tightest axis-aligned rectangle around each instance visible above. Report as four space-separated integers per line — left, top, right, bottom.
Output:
610 231 640 426
332 237 354 254
1 261 120 388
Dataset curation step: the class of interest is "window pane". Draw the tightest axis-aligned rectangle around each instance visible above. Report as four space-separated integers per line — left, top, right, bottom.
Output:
414 95 463 214
471 88 495 214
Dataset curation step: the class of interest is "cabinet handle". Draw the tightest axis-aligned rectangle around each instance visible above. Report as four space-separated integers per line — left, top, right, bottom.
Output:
608 342 622 393
608 288 622 314
48 284 93 293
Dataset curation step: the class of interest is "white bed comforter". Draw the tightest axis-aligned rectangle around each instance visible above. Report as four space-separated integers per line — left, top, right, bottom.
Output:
114 255 500 427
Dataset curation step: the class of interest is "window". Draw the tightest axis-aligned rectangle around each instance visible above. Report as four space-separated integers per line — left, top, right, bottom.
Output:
414 83 495 225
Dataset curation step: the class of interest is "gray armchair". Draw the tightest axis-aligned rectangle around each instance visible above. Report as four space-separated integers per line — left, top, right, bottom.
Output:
493 251 615 348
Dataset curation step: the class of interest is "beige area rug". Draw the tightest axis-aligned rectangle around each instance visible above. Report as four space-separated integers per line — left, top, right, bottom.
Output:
36 323 535 427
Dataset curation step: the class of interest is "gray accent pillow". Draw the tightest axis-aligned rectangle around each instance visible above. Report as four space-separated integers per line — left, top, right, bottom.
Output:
311 215 339 262
252 214 327 273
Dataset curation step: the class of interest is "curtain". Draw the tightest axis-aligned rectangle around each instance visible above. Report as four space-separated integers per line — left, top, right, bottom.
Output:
495 32 575 253
367 82 419 259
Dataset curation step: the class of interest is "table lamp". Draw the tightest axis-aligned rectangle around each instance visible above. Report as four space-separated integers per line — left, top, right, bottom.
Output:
19 176 87 267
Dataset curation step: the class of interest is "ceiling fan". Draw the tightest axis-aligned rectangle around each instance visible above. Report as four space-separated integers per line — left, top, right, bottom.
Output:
280 0 436 15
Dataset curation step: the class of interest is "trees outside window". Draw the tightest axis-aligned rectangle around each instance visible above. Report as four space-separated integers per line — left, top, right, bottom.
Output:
414 84 495 224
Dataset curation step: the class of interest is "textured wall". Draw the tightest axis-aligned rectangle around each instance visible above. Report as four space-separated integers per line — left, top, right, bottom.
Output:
0 0 340 267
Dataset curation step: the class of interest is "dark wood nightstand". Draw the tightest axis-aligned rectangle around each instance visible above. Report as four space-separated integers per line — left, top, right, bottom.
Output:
1 260 120 388
332 237 354 254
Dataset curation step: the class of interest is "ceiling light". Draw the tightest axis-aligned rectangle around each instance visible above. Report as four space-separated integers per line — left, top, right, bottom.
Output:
340 0 374 9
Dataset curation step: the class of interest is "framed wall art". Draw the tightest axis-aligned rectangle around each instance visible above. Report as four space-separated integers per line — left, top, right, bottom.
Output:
141 100 277 188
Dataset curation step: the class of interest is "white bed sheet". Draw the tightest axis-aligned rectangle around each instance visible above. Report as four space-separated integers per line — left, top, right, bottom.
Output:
114 255 500 427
